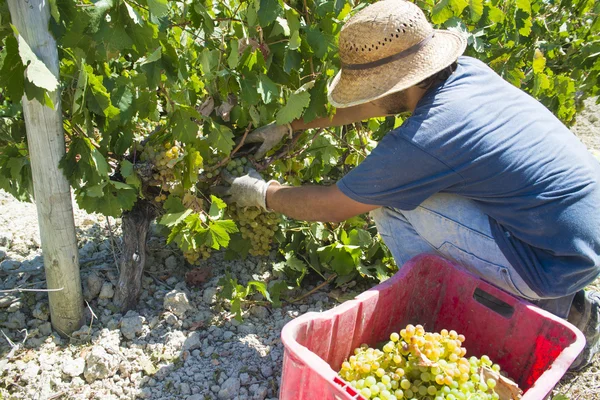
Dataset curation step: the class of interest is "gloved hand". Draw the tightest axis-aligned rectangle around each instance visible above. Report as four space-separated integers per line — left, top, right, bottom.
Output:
214 169 280 210
245 122 293 159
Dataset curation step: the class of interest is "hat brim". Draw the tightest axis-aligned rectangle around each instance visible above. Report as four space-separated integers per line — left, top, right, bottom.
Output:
327 30 467 108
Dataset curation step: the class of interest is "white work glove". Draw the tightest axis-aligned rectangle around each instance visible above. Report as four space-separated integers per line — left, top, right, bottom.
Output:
245 122 293 159
216 169 280 210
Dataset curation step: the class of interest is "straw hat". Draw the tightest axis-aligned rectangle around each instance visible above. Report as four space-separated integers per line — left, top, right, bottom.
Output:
327 0 467 108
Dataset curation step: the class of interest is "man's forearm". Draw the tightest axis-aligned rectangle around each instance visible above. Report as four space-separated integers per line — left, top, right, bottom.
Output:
265 183 378 223
290 102 389 131
266 184 343 222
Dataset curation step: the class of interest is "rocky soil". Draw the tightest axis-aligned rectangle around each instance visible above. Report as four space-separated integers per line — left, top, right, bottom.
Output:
0 191 352 400
0 98 598 400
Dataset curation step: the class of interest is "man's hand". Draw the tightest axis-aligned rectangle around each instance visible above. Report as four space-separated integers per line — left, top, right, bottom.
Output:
215 169 279 210
245 122 293 159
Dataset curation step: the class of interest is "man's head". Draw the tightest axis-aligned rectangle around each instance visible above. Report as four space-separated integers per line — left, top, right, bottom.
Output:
327 0 466 109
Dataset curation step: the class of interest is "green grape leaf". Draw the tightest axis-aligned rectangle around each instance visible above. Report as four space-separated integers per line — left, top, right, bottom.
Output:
487 6 505 24
268 280 290 308
306 27 331 58
207 123 235 154
276 91 311 125
90 148 109 177
231 297 242 321
468 0 483 22
449 0 468 15
239 76 261 106
516 0 531 14
85 65 120 119
228 40 239 69
0 35 25 101
533 49 546 74
518 15 533 37
163 195 186 214
431 0 454 25
310 222 331 241
258 0 282 27
124 2 143 25
49 0 60 22
206 219 238 249
213 219 238 234
159 209 193 227
247 281 271 302
120 160 141 189
183 150 203 190
111 83 134 120
209 195 227 218
224 233 252 260
257 74 279 104
147 0 169 17
308 136 341 164
12 26 58 92
72 65 88 115
318 243 361 276
172 108 199 143
282 252 307 272
77 180 137 217
346 228 373 248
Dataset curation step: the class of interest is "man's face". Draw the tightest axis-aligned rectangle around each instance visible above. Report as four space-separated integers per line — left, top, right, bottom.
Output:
370 90 410 116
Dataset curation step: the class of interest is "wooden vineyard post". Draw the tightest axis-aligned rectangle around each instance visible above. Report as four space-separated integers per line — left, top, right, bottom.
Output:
7 0 84 335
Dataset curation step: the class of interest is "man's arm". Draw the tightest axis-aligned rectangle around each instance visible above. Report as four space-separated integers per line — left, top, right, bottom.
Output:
290 101 391 131
265 183 379 222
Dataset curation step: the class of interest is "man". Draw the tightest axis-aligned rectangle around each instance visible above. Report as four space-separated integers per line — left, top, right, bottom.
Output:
219 0 600 370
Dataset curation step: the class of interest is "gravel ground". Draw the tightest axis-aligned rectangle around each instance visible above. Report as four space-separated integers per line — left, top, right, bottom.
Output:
0 98 598 400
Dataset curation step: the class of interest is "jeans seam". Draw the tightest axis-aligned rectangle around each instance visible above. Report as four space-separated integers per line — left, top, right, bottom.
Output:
414 205 496 243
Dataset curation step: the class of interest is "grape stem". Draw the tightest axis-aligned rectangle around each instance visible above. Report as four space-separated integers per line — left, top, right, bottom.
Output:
287 273 336 304
257 128 323 171
209 122 253 172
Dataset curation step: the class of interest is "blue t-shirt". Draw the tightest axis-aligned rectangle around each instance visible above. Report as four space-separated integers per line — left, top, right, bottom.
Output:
337 56 600 298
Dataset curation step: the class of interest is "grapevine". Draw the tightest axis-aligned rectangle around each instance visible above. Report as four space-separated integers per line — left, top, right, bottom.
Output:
339 324 521 400
0 0 597 308
224 158 281 257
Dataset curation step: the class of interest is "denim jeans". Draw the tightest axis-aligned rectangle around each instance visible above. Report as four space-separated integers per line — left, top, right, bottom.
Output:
370 193 574 318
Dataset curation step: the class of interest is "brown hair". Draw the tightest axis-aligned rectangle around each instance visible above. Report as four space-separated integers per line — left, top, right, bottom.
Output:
416 61 458 90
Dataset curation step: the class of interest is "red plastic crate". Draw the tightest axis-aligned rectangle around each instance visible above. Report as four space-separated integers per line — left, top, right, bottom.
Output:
280 254 585 400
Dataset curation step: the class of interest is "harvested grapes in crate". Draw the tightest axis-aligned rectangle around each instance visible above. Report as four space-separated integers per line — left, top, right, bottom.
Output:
338 324 522 400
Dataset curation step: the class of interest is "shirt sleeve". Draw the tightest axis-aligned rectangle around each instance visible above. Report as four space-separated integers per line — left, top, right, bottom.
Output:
337 127 464 210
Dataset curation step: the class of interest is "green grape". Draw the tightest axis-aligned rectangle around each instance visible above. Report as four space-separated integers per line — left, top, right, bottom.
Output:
338 324 516 400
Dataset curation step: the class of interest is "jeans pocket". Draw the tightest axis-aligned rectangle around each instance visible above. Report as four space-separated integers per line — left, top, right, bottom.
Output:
437 242 531 299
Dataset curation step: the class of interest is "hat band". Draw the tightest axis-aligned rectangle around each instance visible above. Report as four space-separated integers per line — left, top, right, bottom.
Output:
341 32 435 71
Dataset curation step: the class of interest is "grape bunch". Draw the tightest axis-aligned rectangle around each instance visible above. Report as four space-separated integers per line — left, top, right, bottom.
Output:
139 142 185 199
224 158 280 257
183 246 211 265
339 324 514 400
228 204 279 256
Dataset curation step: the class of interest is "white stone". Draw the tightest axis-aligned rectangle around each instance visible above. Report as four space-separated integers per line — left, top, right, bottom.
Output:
62 357 85 378
203 287 218 305
163 290 192 317
83 346 119 383
120 311 144 340
98 282 114 300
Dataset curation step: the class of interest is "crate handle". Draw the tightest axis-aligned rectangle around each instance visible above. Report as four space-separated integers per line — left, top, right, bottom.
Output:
473 288 514 318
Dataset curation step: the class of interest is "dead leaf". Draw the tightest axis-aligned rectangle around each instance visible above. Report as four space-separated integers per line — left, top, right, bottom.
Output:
189 321 205 331
413 346 436 367
198 96 214 117
185 267 213 287
215 94 237 122
139 356 156 375
480 366 523 400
